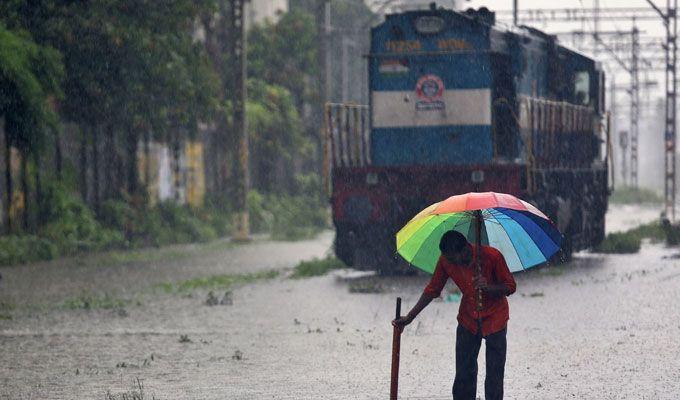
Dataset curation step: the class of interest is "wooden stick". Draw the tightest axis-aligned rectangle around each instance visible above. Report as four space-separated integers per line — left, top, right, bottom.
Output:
390 297 402 400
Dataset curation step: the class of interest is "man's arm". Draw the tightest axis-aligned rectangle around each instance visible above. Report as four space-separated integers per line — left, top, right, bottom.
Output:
392 292 435 331
392 258 447 331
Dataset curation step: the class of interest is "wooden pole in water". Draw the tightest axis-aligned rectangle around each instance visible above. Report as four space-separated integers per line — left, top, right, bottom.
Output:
390 297 402 400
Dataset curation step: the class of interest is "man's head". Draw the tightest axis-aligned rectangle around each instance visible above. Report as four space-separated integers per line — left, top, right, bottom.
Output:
439 230 471 265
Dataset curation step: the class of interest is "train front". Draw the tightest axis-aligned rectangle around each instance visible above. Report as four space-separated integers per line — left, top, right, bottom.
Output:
331 8 524 272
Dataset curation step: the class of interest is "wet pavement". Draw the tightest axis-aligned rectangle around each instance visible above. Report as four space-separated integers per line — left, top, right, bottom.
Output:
1 205 679 399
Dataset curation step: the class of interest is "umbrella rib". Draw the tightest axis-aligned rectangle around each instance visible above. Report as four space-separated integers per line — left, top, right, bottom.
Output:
406 214 465 270
486 209 528 271
496 208 561 256
491 208 555 266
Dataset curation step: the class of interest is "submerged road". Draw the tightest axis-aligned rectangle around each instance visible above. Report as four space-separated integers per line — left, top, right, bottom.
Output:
0 204 678 399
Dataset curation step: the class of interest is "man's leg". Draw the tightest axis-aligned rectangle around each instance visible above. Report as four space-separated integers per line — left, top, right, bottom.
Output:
484 328 507 400
452 324 482 400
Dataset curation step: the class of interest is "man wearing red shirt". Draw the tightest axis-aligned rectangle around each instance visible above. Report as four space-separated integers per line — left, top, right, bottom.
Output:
393 230 516 400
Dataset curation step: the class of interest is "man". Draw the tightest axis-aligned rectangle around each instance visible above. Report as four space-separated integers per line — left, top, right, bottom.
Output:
392 230 516 400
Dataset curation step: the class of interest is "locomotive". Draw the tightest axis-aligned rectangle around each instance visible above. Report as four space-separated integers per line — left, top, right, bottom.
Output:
324 5 610 273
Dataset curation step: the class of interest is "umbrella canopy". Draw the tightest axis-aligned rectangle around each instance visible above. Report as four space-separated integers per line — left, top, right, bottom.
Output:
396 192 562 273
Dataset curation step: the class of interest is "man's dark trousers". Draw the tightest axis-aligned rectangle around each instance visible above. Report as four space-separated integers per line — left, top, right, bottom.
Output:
452 324 507 400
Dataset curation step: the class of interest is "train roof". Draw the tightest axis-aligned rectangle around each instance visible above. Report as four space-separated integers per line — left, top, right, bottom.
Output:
374 5 602 71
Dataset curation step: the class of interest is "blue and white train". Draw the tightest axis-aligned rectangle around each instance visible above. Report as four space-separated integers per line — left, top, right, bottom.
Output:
326 5 610 272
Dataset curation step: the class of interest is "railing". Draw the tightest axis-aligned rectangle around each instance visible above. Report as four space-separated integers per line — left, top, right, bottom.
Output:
518 96 601 193
323 102 370 195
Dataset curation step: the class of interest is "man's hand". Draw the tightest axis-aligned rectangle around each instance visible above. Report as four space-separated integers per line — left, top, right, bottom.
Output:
391 315 414 333
474 275 509 298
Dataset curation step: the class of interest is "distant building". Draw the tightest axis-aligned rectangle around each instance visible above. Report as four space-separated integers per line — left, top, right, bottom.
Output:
246 0 288 27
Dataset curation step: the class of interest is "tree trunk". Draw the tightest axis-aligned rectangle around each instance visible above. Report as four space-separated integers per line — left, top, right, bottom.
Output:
55 127 63 181
172 132 182 203
92 126 100 213
126 129 140 196
20 151 28 232
103 125 116 200
4 130 12 233
34 152 42 229
115 131 124 199
79 128 88 203
144 130 151 192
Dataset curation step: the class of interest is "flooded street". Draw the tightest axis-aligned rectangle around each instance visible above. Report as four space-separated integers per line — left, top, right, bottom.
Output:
1 205 680 399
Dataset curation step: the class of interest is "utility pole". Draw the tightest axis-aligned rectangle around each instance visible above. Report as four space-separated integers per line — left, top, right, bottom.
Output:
664 0 678 220
646 0 679 220
593 0 600 54
341 36 359 103
317 0 331 198
230 0 250 240
513 0 519 26
318 1 331 104
610 75 617 187
342 36 350 103
620 130 629 185
630 22 640 188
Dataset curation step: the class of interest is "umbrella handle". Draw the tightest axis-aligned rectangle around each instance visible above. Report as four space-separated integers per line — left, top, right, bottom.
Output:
474 211 483 331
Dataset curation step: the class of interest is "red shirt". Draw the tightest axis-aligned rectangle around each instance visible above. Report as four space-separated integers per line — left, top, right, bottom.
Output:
424 244 516 337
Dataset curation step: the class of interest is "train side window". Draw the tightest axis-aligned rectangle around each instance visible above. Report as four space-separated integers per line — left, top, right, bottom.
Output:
574 71 590 106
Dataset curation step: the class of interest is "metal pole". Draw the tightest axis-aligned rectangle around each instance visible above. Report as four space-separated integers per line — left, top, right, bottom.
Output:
317 0 331 198
231 0 250 241
325 1 332 101
664 0 678 220
610 75 617 188
341 36 349 103
513 0 519 26
630 21 640 188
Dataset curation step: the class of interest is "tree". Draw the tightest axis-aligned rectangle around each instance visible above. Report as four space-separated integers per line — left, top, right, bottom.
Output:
0 24 63 231
247 80 312 194
2 0 218 206
248 10 318 111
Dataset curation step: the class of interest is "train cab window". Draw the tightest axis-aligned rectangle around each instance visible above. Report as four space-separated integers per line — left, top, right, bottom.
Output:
574 71 590 106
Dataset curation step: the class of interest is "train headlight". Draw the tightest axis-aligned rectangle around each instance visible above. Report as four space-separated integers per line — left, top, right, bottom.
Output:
366 172 379 185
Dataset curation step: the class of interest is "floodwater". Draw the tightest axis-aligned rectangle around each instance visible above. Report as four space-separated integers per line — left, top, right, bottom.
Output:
1 204 679 399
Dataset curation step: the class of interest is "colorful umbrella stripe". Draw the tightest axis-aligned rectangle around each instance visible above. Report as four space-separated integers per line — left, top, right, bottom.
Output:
397 192 562 274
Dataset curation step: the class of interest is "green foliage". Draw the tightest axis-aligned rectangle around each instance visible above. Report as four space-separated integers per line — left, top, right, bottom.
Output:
595 221 665 254
628 221 666 242
247 80 312 194
247 174 329 241
595 232 641 254
100 200 218 247
271 174 328 240
610 187 663 204
61 292 128 310
0 235 58 266
291 256 346 279
39 183 125 254
269 194 328 241
248 10 318 108
247 190 273 233
156 270 279 294
0 24 63 154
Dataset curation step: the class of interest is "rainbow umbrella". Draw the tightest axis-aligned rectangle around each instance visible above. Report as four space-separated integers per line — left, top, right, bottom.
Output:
396 192 562 273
